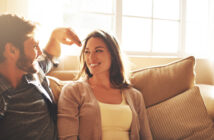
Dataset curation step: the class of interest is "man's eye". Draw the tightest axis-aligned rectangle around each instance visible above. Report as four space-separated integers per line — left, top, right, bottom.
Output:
33 42 39 48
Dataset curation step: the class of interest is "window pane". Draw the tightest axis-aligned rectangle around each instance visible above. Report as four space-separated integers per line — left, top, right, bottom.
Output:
61 13 114 55
153 20 179 53
153 0 179 20
63 13 113 39
123 0 152 17
122 17 151 52
62 0 114 14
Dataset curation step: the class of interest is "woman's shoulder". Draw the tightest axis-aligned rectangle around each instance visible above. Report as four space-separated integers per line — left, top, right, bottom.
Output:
63 80 89 90
124 86 142 95
123 86 143 100
60 80 90 101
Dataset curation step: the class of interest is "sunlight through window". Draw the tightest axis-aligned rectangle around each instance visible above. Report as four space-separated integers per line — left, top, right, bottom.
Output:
26 0 214 59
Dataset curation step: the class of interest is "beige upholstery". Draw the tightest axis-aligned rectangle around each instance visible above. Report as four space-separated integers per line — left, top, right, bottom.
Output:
130 56 195 107
47 56 214 139
48 70 78 81
47 56 214 120
198 84 214 120
147 86 214 140
47 76 70 103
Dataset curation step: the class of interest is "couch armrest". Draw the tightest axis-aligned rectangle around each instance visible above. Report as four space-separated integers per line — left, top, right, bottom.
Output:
47 76 70 103
197 84 214 120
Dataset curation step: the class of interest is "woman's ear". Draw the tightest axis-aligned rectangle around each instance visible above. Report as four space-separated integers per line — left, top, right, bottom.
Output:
4 43 20 59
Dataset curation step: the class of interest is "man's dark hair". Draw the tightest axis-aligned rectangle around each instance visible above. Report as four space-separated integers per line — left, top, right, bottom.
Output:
0 14 36 62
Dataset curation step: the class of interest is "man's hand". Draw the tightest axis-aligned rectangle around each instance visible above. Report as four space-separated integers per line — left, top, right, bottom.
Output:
44 28 82 57
52 28 82 46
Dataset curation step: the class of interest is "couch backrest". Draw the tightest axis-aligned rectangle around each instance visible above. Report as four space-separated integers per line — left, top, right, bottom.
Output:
130 56 195 107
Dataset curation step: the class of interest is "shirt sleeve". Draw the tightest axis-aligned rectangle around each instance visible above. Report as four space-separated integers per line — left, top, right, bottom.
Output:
0 95 6 119
38 51 59 74
57 82 80 140
135 90 153 140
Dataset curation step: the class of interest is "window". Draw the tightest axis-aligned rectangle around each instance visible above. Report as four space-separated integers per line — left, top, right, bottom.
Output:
122 0 179 55
27 0 214 59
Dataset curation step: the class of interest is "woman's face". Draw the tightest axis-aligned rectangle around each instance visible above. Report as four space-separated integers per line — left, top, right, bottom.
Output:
84 37 112 77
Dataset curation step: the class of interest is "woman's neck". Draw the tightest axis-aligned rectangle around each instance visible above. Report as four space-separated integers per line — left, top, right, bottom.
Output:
89 74 111 89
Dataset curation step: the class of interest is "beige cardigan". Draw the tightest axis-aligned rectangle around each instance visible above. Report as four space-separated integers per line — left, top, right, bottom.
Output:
57 80 152 140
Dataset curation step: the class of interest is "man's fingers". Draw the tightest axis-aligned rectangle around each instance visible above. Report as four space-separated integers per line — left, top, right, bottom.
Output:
62 38 73 45
66 28 82 47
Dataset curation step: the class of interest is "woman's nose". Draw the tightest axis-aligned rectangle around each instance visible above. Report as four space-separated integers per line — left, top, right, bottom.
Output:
89 52 96 60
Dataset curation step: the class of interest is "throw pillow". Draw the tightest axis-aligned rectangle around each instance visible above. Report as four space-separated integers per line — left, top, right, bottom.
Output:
47 76 69 103
147 86 214 140
130 56 195 107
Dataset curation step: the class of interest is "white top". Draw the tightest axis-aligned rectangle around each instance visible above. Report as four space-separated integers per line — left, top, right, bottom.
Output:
98 93 133 140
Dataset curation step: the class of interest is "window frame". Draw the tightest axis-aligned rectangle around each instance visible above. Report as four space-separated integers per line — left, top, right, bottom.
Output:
114 0 187 57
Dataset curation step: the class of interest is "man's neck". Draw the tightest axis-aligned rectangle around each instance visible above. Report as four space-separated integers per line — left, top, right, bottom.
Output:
0 63 25 88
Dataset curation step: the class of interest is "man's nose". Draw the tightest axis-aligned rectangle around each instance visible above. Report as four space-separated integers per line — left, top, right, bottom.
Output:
37 46 42 57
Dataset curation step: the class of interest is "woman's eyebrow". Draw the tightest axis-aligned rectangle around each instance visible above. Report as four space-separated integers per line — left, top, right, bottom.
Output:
95 46 104 49
85 46 104 49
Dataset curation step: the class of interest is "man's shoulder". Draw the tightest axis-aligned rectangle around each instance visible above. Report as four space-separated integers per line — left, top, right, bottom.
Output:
0 75 13 93
0 92 6 119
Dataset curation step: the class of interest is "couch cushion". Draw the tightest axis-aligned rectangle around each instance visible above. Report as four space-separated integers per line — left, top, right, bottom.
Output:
130 56 195 107
48 70 78 81
147 86 214 140
197 84 214 120
47 76 69 103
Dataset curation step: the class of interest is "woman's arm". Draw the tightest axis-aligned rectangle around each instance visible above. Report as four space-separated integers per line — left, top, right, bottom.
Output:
136 91 153 140
57 83 81 140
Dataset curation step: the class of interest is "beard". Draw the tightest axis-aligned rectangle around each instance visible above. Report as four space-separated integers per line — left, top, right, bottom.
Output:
16 53 39 74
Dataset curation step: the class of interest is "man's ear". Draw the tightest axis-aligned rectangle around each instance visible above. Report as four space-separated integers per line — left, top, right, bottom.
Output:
4 43 20 59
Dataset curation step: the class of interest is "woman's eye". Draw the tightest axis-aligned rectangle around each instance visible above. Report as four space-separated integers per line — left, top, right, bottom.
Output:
84 50 90 54
96 49 103 52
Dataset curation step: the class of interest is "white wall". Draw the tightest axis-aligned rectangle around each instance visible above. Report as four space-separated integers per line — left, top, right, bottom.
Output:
0 0 6 13
0 0 29 17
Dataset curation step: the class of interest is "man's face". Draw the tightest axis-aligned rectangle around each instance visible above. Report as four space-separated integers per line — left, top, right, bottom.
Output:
16 38 42 74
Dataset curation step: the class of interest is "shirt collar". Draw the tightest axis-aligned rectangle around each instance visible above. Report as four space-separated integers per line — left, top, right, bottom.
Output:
0 71 52 103
0 75 13 95
0 73 41 95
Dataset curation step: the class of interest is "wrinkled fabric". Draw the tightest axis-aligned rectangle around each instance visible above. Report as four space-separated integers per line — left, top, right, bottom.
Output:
0 54 58 140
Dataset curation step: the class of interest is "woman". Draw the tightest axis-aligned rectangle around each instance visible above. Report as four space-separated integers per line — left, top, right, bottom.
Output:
57 30 153 140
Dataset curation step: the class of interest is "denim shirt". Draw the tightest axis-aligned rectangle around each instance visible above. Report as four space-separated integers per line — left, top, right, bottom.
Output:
0 54 58 140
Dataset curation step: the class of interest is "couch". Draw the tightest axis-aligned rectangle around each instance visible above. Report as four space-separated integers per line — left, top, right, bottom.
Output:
47 56 214 140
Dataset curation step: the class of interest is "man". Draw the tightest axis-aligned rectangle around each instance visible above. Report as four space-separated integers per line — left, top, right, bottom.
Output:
0 14 81 140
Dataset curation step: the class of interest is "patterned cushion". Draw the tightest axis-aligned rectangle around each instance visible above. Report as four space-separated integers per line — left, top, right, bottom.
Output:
147 86 214 140
130 56 195 107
